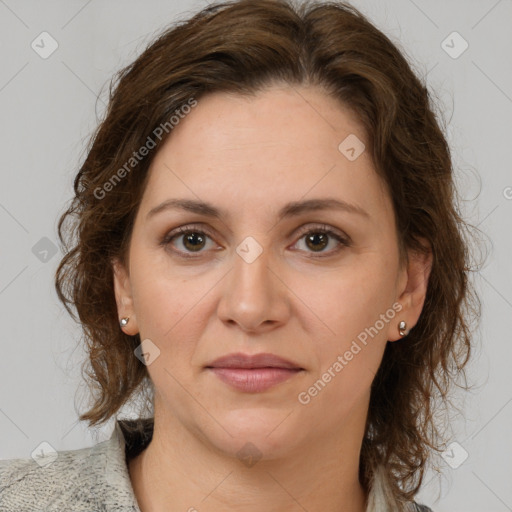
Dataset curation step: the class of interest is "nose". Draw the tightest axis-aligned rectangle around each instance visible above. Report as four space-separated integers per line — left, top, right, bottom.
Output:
216 238 291 333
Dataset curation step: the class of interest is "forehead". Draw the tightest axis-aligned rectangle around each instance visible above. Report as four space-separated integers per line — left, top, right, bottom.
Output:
138 85 390 223
157 85 367 163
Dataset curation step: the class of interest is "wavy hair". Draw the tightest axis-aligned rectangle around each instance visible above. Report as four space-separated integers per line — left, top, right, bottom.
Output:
55 0 483 507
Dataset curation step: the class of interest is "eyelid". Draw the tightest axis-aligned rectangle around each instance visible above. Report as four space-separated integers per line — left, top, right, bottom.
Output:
160 223 219 250
160 222 351 258
292 223 351 244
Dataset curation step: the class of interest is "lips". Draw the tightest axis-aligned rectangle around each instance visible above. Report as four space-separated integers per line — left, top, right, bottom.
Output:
205 352 303 370
205 352 304 393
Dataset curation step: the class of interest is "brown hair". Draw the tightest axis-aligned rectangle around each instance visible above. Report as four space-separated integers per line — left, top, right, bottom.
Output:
55 0 482 506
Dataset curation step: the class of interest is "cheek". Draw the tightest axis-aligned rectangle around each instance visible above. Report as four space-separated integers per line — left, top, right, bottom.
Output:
297 270 393 423
129 249 200 335
298 257 398 405
302 257 398 339
130 259 219 373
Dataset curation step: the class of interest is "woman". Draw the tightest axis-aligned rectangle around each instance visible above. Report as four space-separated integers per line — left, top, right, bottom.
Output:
0 1 481 510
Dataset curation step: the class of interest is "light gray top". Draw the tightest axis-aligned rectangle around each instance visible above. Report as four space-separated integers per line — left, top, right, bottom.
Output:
0 418 433 511
0 420 144 511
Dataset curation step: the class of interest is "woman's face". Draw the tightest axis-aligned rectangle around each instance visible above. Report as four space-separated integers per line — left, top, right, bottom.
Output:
113 84 430 459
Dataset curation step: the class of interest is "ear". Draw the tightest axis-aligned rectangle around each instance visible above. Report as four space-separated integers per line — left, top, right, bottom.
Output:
112 257 139 336
388 239 433 342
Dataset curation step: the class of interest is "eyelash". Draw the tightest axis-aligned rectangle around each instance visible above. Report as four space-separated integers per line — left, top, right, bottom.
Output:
160 223 351 260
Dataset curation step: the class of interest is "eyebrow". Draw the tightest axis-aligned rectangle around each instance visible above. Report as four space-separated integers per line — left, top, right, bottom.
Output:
146 197 369 221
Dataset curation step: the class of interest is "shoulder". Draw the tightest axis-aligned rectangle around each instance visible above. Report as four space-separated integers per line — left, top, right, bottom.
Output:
411 502 434 512
0 428 140 511
0 443 104 510
367 463 434 512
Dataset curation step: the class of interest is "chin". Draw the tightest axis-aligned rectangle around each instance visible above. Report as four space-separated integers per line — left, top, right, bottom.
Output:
203 408 303 461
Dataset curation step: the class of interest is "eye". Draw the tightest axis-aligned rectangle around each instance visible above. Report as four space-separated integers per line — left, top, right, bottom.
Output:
160 224 218 259
290 224 351 257
160 223 351 259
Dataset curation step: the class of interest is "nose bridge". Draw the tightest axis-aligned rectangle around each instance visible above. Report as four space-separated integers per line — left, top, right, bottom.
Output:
217 234 288 331
236 235 272 289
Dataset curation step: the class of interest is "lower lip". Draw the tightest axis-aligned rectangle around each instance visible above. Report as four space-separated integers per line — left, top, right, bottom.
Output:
208 367 302 392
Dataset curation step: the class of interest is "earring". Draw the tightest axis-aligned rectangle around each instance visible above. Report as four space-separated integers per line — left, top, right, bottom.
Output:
120 317 130 327
398 320 408 337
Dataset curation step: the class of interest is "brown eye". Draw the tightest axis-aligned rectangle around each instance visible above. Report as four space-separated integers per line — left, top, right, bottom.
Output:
181 231 207 252
292 225 351 257
160 225 218 258
304 232 329 252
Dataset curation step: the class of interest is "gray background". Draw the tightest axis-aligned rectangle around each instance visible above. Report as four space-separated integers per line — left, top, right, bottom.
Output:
1 1 511 510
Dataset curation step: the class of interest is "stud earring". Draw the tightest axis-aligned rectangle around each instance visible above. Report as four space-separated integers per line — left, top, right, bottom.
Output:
398 320 408 337
120 317 130 327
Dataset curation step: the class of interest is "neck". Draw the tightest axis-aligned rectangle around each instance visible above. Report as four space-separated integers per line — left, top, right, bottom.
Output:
128 406 369 512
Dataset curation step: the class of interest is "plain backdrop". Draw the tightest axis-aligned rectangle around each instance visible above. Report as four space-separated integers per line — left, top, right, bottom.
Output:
1 1 511 510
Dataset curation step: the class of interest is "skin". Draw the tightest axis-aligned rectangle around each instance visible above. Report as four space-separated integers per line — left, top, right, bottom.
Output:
112 84 432 512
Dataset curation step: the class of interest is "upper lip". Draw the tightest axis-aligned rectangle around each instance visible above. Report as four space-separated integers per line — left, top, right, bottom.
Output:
206 352 303 370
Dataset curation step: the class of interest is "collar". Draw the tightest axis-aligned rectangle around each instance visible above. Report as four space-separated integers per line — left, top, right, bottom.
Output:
97 417 154 511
